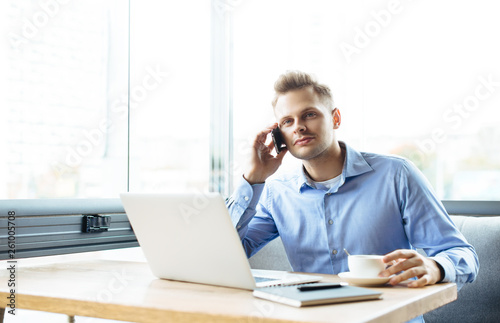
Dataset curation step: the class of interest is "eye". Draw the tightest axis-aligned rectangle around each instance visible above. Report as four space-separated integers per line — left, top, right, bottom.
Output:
305 112 316 118
281 119 292 126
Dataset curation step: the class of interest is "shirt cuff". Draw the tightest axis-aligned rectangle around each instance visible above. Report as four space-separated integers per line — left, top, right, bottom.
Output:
431 255 455 283
233 175 265 210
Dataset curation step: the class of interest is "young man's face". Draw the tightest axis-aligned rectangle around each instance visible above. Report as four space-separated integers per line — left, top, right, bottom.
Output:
274 86 340 161
274 87 340 160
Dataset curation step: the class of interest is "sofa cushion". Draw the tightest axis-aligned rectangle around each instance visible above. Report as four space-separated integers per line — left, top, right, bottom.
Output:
424 215 500 323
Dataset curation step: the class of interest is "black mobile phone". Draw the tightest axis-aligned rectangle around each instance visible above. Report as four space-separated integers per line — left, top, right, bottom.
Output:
271 127 286 154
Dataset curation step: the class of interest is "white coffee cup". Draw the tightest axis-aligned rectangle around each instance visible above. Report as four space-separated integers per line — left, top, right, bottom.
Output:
348 255 386 277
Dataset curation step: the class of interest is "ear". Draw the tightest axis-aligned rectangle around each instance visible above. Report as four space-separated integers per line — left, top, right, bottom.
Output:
332 108 341 129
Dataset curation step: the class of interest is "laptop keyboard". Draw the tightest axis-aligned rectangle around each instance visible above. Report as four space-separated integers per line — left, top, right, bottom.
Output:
254 276 280 283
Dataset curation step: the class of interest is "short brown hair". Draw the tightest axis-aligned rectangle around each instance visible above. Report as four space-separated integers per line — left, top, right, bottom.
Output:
271 71 334 109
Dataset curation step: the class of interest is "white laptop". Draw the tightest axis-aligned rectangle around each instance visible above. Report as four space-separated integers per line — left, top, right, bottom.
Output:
120 192 322 290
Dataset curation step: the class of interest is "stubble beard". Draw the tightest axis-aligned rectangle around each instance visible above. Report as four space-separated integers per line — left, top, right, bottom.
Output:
289 139 332 162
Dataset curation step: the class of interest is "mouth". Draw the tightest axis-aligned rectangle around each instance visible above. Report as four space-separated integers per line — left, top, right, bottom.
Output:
294 136 314 146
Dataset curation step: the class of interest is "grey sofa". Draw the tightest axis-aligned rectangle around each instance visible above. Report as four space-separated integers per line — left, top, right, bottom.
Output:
248 215 500 323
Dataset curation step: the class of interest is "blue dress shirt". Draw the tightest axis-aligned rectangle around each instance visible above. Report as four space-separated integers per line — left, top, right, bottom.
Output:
228 142 479 290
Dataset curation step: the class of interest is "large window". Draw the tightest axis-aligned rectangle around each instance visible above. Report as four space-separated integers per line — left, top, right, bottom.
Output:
128 0 211 194
2 0 498 202
230 0 500 201
1 0 212 199
1 0 128 199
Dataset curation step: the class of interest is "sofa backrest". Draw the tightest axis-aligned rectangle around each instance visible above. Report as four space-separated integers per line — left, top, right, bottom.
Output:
249 237 292 271
248 215 500 323
424 215 500 322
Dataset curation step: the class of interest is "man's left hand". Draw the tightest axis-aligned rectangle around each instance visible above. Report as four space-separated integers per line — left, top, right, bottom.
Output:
378 249 443 288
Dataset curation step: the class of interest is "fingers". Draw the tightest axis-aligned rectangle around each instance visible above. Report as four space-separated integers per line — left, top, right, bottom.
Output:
378 249 441 288
379 250 419 277
265 139 288 163
408 274 434 288
267 137 275 151
260 123 278 136
387 265 426 286
253 124 278 148
391 269 434 288
382 249 418 263
275 146 288 160
253 130 271 148
244 124 285 184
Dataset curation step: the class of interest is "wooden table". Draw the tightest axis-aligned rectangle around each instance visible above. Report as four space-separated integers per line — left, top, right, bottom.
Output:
0 259 456 323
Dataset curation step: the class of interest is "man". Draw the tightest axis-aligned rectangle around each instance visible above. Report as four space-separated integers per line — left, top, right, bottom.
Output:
228 70 478 292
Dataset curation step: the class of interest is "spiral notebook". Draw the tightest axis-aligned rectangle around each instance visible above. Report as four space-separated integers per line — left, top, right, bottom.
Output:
253 283 382 307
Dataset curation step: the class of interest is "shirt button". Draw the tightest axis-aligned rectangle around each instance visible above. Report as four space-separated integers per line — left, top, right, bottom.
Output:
237 225 241 229
332 249 338 255
328 219 333 225
244 196 249 201
326 193 332 196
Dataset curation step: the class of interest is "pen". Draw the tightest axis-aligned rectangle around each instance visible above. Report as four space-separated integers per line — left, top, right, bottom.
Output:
297 283 345 291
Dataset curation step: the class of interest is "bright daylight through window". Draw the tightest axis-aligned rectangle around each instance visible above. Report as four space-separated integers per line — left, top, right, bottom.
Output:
231 0 500 201
1 0 499 202
1 0 212 199
1 0 128 199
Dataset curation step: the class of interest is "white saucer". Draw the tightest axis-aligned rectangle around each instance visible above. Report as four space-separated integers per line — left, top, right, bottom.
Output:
338 272 392 287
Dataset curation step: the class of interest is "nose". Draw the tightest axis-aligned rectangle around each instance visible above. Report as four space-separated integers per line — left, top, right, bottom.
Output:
293 120 306 133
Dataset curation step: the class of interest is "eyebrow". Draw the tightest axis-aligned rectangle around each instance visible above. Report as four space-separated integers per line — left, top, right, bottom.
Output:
279 107 319 121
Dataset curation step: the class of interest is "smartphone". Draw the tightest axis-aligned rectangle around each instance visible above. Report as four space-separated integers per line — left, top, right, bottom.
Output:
271 127 286 154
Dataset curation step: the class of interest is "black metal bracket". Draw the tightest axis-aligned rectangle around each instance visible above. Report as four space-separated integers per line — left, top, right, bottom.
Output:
82 215 111 233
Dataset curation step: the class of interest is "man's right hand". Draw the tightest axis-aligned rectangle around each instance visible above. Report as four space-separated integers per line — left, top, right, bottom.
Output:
243 124 288 185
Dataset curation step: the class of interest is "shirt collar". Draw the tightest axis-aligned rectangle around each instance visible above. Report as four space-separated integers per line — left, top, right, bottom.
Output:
296 141 374 192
